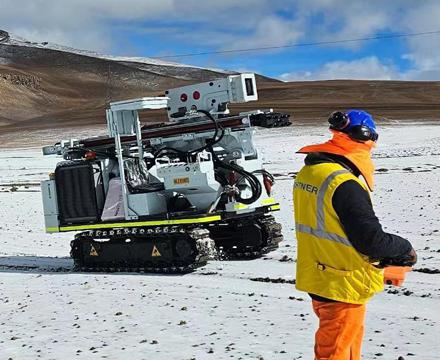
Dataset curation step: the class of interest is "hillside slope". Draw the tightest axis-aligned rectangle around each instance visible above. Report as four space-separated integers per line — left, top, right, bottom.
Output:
0 30 439 138
232 79 440 122
0 30 236 132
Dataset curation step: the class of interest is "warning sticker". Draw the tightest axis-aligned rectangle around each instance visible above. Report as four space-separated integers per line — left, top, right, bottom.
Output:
89 245 99 257
151 245 162 257
173 177 190 185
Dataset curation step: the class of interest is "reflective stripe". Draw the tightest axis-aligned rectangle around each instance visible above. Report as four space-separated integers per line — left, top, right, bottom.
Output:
49 202 280 234
295 223 352 247
58 215 222 232
294 164 384 303
296 168 353 248
316 169 349 230
261 197 277 205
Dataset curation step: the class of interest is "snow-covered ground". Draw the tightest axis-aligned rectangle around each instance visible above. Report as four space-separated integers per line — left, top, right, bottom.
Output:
0 124 439 359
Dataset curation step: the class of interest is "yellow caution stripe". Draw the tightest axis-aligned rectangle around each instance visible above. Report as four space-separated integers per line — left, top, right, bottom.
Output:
261 197 277 206
234 203 248 210
261 198 280 211
46 202 280 233
269 204 281 211
54 215 222 233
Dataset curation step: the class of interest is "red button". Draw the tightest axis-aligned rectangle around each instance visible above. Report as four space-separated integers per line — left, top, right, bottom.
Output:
193 91 200 100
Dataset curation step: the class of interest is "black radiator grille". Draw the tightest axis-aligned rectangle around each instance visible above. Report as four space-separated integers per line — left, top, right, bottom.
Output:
55 161 99 225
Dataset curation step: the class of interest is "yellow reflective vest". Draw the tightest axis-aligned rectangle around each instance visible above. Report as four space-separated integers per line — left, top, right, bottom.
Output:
293 162 384 304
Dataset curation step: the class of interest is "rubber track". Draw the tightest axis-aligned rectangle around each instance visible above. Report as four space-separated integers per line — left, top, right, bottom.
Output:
220 215 283 259
0 217 283 274
71 226 216 274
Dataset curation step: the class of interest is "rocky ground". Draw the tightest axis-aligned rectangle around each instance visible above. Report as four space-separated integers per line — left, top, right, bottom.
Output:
0 123 439 359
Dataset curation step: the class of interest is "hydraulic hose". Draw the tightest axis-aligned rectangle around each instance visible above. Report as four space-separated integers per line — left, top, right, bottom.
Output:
153 110 224 159
153 110 261 205
210 149 262 205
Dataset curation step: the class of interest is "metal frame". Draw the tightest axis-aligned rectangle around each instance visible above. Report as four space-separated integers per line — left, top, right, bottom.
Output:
106 97 169 220
166 73 258 121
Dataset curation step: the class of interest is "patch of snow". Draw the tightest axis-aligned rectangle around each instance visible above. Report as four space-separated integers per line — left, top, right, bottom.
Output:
0 123 439 359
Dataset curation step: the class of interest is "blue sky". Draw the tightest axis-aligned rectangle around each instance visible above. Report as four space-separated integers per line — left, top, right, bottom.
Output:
120 31 410 79
1 0 439 80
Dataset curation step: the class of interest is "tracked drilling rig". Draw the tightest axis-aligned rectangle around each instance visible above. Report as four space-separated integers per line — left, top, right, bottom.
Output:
41 73 284 273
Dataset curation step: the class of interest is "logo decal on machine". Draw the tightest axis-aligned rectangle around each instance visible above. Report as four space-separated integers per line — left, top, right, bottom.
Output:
89 245 99 257
151 245 162 257
173 177 190 185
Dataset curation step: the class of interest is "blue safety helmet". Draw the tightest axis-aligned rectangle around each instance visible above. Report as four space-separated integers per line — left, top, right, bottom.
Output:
328 109 378 142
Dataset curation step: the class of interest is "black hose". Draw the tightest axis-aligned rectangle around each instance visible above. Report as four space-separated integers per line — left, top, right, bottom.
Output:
253 169 275 183
154 110 224 159
152 111 261 205
210 149 262 205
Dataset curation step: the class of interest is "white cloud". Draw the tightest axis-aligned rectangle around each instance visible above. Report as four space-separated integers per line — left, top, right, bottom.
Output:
0 2 252 52
399 2 440 80
0 0 176 50
0 0 439 80
279 56 399 81
226 16 303 50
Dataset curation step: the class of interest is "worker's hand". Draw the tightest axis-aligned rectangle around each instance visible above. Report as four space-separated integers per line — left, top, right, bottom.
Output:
405 248 417 266
379 248 417 268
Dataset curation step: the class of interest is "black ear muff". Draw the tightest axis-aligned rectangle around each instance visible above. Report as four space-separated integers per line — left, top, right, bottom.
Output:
328 111 350 130
328 111 378 142
348 125 378 142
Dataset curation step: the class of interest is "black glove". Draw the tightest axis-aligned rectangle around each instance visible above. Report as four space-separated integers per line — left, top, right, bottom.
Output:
379 248 417 268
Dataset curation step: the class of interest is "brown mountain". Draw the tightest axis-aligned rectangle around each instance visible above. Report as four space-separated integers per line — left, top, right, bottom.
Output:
0 30 439 147
243 79 440 122
0 30 237 133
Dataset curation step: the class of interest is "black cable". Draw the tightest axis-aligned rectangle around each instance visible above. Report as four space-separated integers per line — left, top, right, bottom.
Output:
227 163 262 205
209 147 262 205
7 29 440 64
151 30 440 59
214 170 229 187
153 110 224 159
150 110 261 204
253 169 275 182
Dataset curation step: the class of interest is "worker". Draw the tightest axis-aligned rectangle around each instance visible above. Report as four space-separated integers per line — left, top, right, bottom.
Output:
293 110 417 360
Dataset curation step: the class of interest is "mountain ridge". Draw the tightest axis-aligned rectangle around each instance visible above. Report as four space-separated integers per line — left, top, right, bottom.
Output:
0 29 439 139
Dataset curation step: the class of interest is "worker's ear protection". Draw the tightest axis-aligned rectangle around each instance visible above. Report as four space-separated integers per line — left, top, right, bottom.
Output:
348 125 379 142
328 111 378 142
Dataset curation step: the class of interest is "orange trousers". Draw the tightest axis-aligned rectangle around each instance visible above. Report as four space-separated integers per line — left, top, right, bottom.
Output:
312 300 366 360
